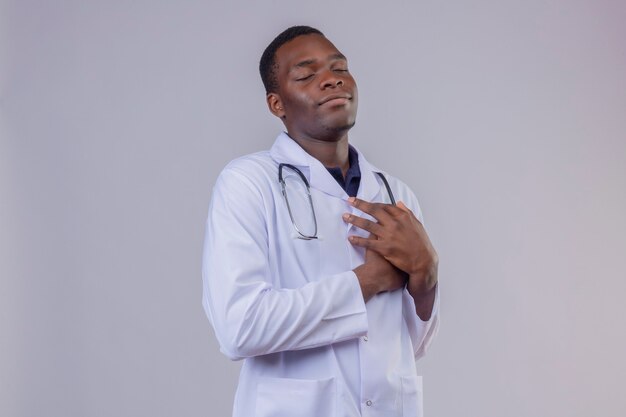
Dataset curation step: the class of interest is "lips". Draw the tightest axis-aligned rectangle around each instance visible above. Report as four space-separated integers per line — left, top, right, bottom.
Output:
319 93 352 106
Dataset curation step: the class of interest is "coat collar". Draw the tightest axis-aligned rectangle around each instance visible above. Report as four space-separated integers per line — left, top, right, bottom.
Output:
269 132 383 202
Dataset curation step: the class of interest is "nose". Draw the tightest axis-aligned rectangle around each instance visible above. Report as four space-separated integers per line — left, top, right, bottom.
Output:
320 71 344 89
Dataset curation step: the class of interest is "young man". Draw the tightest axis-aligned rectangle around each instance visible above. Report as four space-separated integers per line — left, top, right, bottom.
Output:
203 26 439 417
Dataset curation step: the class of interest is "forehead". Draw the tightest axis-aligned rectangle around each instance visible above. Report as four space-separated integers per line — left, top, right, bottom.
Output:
274 34 344 72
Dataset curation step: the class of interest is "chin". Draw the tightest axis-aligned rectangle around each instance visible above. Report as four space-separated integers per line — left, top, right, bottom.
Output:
330 120 356 133
323 114 356 132
338 120 356 131
313 121 355 142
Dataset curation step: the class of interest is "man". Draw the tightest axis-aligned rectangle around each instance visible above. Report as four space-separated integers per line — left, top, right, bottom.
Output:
203 26 439 417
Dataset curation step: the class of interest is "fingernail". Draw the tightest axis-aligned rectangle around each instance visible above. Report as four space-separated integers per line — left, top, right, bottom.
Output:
347 197 355 204
342 213 350 221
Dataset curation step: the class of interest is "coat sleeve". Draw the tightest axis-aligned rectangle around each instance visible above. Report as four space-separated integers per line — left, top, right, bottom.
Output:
395 179 441 360
202 166 369 360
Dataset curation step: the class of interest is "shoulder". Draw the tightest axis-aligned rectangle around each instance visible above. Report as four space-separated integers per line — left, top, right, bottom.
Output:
211 150 279 210
216 151 276 188
221 150 275 178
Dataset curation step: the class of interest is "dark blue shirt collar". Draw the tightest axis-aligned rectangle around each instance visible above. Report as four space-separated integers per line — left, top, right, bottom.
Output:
326 145 361 197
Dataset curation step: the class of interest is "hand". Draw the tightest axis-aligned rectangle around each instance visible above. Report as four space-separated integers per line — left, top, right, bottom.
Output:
353 242 407 303
344 198 438 296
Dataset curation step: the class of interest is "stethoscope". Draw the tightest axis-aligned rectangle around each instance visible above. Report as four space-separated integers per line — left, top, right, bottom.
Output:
278 163 396 240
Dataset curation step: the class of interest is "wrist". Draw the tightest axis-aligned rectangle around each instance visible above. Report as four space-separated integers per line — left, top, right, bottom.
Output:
409 283 437 321
407 263 438 297
353 265 381 302
408 253 439 276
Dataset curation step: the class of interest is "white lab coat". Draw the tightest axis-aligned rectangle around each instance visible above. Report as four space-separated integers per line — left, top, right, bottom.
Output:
202 132 439 417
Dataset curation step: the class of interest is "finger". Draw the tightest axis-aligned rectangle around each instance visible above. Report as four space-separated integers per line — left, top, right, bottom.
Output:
342 213 383 235
350 235 392 259
348 234 383 251
395 201 422 224
347 197 393 220
392 201 416 219
397 201 411 214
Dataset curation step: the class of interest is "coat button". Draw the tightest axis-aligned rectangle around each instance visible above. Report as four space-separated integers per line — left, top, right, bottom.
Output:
365 400 373 406
362 336 368 342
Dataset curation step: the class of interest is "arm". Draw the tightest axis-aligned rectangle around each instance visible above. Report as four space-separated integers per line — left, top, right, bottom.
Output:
202 168 369 360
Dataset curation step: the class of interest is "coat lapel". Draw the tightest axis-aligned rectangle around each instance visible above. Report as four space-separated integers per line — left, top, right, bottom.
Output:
270 132 348 200
353 147 384 203
269 132 386 203
269 132 310 167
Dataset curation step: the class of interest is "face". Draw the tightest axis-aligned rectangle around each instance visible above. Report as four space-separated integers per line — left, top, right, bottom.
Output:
267 34 358 142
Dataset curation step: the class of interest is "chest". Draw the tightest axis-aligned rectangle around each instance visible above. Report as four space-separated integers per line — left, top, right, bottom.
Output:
265 185 377 288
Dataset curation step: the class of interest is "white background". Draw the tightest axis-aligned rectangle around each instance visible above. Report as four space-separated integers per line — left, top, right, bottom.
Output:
1 1 625 416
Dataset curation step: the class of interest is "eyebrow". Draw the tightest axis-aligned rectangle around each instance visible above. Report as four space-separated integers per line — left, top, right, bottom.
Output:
291 53 347 71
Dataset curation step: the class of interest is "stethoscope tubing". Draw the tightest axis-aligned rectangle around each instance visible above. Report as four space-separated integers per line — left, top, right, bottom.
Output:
278 163 396 240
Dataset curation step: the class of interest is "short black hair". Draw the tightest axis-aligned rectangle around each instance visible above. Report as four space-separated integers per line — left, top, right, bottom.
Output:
259 25 324 94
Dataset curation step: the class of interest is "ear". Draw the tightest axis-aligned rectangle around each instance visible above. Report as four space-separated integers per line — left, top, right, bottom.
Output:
266 93 286 119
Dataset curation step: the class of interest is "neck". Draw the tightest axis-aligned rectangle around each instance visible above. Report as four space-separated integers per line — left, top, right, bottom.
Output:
290 134 350 175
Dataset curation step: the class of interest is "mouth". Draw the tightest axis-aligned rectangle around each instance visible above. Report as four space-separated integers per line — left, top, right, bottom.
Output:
319 93 352 106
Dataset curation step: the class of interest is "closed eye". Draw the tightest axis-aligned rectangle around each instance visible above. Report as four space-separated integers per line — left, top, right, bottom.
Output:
296 74 314 81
